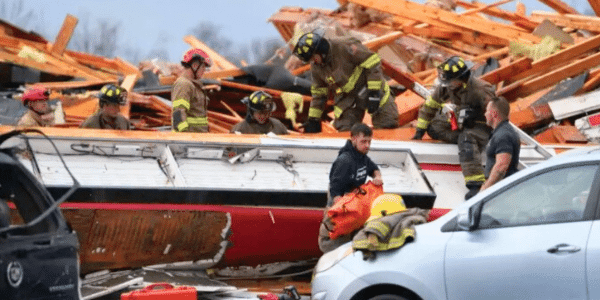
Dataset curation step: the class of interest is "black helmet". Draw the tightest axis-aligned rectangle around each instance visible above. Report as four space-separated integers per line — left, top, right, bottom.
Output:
242 91 276 113
437 56 472 83
293 31 330 63
99 84 127 106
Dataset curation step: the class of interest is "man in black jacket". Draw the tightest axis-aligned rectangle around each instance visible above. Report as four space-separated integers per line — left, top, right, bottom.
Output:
328 123 383 206
319 123 383 252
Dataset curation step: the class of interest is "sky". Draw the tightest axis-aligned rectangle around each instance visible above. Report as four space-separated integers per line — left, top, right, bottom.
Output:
1 0 594 64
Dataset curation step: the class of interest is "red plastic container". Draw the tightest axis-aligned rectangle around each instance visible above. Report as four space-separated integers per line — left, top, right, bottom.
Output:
121 282 197 300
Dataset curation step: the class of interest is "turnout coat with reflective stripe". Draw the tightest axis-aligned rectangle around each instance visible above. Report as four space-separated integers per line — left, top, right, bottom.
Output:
171 76 209 132
309 37 389 120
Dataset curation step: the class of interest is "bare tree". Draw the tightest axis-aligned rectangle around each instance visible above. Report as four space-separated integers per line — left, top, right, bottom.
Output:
189 21 233 55
71 14 121 58
0 0 46 36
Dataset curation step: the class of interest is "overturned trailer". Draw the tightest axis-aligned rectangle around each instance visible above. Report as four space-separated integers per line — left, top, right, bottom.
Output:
3 127 445 274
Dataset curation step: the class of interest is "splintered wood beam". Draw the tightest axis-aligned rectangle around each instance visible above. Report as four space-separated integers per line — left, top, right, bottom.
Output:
456 0 538 30
460 0 514 16
348 0 541 45
363 31 404 50
590 0 600 17
479 57 532 85
119 74 138 119
537 0 579 14
531 11 600 32
511 33 600 82
473 46 509 62
183 35 238 71
500 51 600 100
219 80 312 102
51 14 78 56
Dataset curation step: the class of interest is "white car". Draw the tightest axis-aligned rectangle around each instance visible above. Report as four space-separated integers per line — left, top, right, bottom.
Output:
311 147 600 300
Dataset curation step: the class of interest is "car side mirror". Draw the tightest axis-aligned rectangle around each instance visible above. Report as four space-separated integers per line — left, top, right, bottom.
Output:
457 201 483 231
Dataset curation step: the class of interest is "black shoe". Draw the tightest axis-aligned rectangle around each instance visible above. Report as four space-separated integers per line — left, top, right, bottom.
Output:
465 183 482 200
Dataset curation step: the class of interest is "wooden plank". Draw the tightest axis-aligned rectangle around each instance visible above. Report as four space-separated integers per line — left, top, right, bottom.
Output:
456 0 539 31
460 0 514 16
500 51 600 100
577 68 600 95
537 0 579 14
479 57 532 85
510 33 600 82
0 49 72 76
472 46 509 62
219 80 312 102
119 74 138 119
204 68 247 79
28 80 114 90
51 14 78 56
183 35 238 71
362 31 404 50
531 11 600 32
348 0 541 45
590 0 600 17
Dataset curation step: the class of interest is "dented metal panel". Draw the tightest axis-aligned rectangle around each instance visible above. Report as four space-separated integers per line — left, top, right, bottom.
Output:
62 207 230 274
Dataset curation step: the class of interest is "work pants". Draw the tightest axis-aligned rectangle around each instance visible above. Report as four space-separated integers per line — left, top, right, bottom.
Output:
333 97 399 131
426 113 491 187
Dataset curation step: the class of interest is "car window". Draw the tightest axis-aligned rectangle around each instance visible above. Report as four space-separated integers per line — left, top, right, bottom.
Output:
479 164 597 229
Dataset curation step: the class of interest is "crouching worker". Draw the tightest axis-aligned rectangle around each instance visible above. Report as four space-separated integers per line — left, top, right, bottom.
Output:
80 84 131 130
352 194 428 260
230 91 288 135
18 86 56 127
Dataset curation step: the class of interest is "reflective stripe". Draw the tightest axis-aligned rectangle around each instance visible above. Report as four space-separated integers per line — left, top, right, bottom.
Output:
367 80 382 90
187 117 208 125
311 86 328 97
341 66 363 94
424 96 442 110
360 53 381 69
416 118 429 129
465 174 486 183
173 98 190 110
308 107 323 119
379 83 390 108
177 121 189 132
333 106 343 118
367 221 390 237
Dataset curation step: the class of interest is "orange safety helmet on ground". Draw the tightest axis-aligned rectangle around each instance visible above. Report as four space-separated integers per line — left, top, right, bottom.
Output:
367 194 407 222
181 48 211 67
22 87 49 106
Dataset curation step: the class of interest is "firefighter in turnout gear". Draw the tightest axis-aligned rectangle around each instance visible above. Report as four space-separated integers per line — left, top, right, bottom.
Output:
292 31 399 133
17 87 55 127
172 48 211 133
230 90 288 135
80 84 131 130
412 56 495 200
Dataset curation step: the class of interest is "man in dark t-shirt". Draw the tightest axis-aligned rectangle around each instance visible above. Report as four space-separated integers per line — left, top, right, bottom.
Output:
481 97 520 192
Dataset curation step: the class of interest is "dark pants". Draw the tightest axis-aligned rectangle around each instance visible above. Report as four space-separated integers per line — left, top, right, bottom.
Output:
333 97 399 131
427 114 490 186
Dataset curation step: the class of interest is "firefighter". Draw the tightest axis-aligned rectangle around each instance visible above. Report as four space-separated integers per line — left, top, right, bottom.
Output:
172 48 211 133
80 84 131 130
292 31 399 133
412 56 495 199
17 86 55 127
230 91 288 135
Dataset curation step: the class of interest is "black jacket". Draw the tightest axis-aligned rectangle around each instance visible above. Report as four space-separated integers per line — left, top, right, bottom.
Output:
329 140 379 200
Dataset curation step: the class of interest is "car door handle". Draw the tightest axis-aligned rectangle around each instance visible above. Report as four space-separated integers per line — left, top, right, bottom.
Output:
547 243 581 254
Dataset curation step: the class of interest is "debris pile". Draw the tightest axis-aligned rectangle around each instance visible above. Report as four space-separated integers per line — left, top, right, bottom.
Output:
269 0 600 144
3 1 600 143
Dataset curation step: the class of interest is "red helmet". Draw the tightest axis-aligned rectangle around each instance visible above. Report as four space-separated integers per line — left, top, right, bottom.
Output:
22 87 49 104
181 48 211 67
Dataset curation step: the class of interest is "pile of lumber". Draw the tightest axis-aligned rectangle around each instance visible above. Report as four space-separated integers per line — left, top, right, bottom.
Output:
268 0 600 144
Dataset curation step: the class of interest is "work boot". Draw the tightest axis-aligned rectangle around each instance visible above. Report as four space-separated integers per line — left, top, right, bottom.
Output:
465 182 482 200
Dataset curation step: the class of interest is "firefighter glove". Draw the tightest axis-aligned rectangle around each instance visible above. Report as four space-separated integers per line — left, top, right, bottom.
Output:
303 117 322 133
367 90 381 114
412 128 426 140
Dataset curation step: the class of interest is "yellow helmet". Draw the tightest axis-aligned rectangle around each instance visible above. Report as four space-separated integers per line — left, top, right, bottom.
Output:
368 194 406 222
